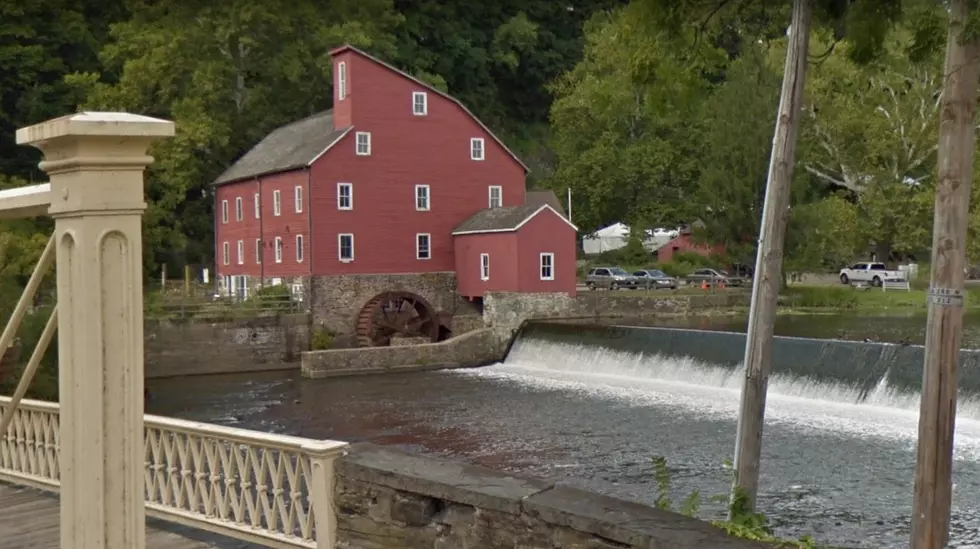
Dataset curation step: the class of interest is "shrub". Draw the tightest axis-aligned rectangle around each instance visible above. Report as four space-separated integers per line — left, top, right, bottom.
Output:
651 456 823 548
672 251 724 269
311 326 335 350
0 306 59 401
250 284 294 310
781 286 859 310
657 261 699 277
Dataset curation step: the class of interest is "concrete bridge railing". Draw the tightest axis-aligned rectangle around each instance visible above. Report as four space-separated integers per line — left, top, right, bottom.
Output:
0 395 346 548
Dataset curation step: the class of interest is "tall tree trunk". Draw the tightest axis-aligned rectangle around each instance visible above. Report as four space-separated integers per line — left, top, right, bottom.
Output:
874 240 891 264
910 1 980 547
731 0 812 514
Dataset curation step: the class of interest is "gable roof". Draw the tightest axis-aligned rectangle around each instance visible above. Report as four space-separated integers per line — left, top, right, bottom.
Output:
212 110 351 186
330 44 530 174
453 204 578 236
525 189 566 217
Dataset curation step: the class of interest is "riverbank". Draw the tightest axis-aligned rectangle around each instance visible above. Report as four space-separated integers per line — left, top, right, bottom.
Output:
780 284 978 313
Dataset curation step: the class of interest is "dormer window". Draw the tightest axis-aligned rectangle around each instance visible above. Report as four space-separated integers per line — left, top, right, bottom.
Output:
337 61 348 100
413 92 428 116
470 138 485 161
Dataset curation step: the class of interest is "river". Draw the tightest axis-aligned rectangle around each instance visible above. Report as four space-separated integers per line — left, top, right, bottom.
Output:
146 312 980 549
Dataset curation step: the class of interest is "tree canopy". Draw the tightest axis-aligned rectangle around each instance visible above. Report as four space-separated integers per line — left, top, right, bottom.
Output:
0 0 977 291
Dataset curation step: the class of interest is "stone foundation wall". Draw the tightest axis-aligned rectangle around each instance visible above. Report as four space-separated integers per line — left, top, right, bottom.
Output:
484 291 750 333
301 328 500 379
335 443 769 549
309 272 459 337
145 313 309 378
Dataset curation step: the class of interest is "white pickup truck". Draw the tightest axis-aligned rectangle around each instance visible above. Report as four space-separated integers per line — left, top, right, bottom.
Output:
839 262 906 287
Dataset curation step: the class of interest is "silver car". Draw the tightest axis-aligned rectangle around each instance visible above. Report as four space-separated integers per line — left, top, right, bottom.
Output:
585 267 637 290
632 269 678 290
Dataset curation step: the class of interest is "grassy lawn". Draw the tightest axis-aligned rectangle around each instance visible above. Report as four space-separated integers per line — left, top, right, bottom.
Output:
780 284 980 312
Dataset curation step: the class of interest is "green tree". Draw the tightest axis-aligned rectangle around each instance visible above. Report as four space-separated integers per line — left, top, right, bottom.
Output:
802 29 943 258
785 194 867 272
547 4 719 234
392 0 627 179
66 0 403 275
0 0 125 179
694 45 782 264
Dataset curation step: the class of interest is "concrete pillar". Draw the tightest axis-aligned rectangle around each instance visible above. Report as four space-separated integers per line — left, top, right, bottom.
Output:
16 112 174 549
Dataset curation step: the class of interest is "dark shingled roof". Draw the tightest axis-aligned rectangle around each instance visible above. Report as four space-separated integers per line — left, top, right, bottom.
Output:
453 204 548 234
212 110 349 186
526 189 565 217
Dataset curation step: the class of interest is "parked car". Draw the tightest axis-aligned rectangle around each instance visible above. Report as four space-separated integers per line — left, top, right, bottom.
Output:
839 262 905 287
632 269 678 290
585 267 637 290
683 268 745 287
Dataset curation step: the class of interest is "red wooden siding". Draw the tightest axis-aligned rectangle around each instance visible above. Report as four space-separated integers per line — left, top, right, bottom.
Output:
214 170 311 278
214 181 259 277
656 234 725 263
515 209 577 295
257 170 311 278
332 51 353 128
308 50 526 276
453 233 519 298
454 208 577 297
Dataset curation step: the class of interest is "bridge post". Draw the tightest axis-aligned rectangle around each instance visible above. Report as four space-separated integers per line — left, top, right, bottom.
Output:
16 112 174 549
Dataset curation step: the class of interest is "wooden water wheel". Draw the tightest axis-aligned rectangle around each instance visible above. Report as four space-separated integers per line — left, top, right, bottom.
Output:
354 291 440 347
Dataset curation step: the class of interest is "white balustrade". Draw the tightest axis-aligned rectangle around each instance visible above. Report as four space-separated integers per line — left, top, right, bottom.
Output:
0 396 347 549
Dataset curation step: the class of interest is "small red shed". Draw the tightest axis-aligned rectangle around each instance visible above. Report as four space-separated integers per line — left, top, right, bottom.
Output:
657 228 725 263
453 204 578 298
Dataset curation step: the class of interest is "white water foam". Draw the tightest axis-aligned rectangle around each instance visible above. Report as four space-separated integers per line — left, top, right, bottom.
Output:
462 338 980 461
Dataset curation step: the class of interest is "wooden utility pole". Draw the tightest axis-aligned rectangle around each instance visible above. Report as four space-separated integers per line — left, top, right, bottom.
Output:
911 2 980 547
731 0 812 514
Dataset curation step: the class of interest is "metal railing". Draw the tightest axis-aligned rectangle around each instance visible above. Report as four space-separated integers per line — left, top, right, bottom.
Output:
0 396 347 549
145 294 304 320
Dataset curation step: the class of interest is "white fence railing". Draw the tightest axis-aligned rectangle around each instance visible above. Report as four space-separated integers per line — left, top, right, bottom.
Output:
0 396 347 549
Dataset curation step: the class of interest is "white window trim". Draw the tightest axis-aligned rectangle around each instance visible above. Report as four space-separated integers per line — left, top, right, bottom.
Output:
296 234 304 263
254 193 260 219
338 233 355 262
221 200 228 224
355 132 371 156
540 253 555 281
416 233 431 260
413 91 428 116
415 184 430 211
274 237 283 263
294 185 303 213
337 182 353 210
488 185 503 208
480 253 490 281
235 197 243 221
222 242 230 265
338 61 347 100
273 190 282 216
470 137 485 161
237 240 244 265
256 239 262 264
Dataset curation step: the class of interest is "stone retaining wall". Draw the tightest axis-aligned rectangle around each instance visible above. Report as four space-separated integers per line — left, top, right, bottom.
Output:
335 443 768 549
484 291 750 333
301 328 501 379
145 314 309 378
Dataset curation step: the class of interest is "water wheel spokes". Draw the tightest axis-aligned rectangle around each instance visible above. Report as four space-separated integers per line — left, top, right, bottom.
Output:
355 291 440 347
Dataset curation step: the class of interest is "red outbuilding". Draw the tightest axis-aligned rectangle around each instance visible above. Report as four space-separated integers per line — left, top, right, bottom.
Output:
453 204 579 298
